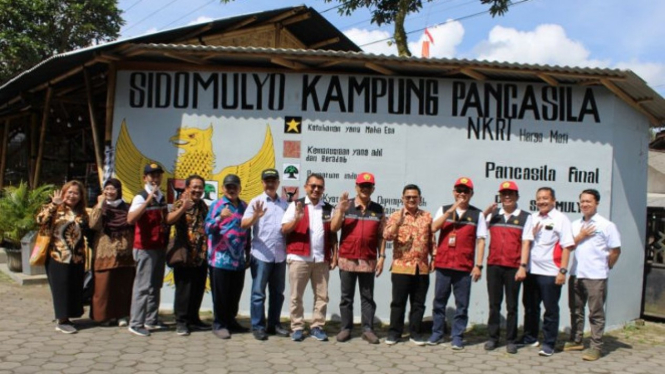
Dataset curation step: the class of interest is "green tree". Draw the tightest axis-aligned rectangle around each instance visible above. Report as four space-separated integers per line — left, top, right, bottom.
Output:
324 0 511 56
0 0 124 84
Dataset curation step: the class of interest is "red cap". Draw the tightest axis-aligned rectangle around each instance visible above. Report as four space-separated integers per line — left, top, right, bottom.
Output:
498 181 519 192
454 177 473 189
356 172 375 185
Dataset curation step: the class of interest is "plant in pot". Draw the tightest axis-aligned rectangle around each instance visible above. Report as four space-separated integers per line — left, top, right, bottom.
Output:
0 182 54 272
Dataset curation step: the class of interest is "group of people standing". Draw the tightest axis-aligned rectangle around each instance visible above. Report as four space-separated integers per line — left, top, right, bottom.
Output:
37 164 621 362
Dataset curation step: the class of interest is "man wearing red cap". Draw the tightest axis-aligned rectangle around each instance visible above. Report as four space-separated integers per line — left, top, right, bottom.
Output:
482 181 533 354
331 172 386 344
428 177 486 349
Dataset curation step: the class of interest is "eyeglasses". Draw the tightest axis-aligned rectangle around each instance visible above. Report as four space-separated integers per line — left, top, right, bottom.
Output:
403 196 419 200
454 188 471 194
308 184 325 190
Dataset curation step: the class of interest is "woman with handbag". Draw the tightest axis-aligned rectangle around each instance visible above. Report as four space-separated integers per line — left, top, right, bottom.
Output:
36 180 89 334
89 178 135 326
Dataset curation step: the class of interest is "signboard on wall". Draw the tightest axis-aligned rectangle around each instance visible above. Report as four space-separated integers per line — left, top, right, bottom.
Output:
112 70 613 219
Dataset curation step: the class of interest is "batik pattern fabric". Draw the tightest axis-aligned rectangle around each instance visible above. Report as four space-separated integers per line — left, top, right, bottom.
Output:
36 203 88 265
172 199 209 266
205 196 249 270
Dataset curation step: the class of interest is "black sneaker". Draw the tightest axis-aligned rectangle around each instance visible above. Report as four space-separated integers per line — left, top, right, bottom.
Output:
189 320 212 331
228 321 249 333
484 340 498 351
506 343 518 354
55 322 77 334
145 321 168 331
176 324 190 336
128 326 150 337
267 325 290 337
253 329 268 341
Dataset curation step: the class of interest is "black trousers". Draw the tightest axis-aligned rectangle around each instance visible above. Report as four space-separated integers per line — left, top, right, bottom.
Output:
486 265 521 343
173 263 208 325
339 270 376 331
389 271 430 337
210 267 245 330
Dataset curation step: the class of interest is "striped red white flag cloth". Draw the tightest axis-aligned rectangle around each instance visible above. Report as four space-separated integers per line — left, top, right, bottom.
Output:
425 28 435 44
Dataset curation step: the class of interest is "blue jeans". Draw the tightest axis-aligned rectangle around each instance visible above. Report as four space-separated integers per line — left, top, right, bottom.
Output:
431 268 472 343
250 256 286 331
522 273 562 349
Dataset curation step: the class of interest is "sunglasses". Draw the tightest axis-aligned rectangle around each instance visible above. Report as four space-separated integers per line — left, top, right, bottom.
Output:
454 188 471 194
308 184 325 190
357 183 374 189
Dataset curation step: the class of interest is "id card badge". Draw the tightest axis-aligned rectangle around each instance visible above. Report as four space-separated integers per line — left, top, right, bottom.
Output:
448 233 457 248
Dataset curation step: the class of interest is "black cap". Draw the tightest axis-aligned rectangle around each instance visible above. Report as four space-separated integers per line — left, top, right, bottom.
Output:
223 174 241 187
261 168 279 180
144 163 164 175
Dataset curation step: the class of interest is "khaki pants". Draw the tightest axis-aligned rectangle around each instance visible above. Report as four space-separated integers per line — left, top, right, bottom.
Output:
288 260 329 331
568 276 608 350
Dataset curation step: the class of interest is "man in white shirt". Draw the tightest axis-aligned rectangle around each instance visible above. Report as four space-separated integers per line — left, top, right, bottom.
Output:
281 174 337 342
520 187 575 357
564 189 621 361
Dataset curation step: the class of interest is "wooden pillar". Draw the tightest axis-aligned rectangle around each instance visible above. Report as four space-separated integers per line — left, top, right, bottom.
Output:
105 64 117 144
29 113 38 188
84 69 104 186
0 120 9 188
33 88 53 187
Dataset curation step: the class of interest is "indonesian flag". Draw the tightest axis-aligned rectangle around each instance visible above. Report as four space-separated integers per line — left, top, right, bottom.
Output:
424 28 435 44
422 28 434 58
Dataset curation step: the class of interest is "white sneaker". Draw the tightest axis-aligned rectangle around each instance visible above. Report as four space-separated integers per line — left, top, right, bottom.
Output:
118 318 128 327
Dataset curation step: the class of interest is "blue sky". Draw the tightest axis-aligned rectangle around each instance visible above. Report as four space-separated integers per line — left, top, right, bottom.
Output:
118 0 665 97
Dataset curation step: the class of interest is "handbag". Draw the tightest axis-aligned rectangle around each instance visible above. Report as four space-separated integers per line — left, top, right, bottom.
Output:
166 235 189 267
29 223 52 266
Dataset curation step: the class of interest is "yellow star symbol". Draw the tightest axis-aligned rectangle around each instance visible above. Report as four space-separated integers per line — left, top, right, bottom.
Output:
286 118 300 133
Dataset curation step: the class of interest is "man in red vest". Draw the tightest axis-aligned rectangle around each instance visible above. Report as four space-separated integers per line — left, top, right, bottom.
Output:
428 177 486 350
331 172 386 344
482 181 533 354
281 173 337 342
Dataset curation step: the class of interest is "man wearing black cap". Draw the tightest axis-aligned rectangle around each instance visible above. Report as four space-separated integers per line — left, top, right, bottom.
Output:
205 174 251 339
127 163 169 337
241 169 290 340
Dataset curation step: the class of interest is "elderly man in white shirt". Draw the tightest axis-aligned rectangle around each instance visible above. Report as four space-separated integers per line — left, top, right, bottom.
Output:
563 189 621 362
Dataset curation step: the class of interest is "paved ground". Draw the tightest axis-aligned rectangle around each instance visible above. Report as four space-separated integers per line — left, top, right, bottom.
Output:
1 272 665 374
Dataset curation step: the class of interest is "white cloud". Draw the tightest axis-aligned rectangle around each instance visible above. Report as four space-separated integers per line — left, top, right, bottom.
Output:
408 20 464 58
188 16 213 26
474 24 608 67
471 23 665 93
344 28 395 56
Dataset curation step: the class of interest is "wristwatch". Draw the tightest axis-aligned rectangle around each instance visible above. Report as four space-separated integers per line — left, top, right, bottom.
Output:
379 254 386 258
520 263 528 268
559 268 568 275
475 264 483 270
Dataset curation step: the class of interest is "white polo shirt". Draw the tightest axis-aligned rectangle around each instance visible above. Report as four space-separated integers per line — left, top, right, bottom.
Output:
570 213 621 279
529 208 575 276
433 206 488 239
281 196 326 263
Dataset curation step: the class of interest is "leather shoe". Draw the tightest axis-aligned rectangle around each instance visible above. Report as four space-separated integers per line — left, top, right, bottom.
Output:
228 321 249 333
336 329 351 342
267 325 290 337
213 328 230 339
362 330 380 344
253 329 268 341
189 320 212 331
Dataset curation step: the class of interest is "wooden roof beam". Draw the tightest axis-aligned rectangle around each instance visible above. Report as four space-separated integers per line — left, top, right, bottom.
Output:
537 73 559 86
460 68 487 81
225 16 258 32
163 52 209 65
601 78 659 125
365 62 394 76
271 57 308 70
173 24 214 43
308 37 340 50
281 12 312 26
263 8 304 25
